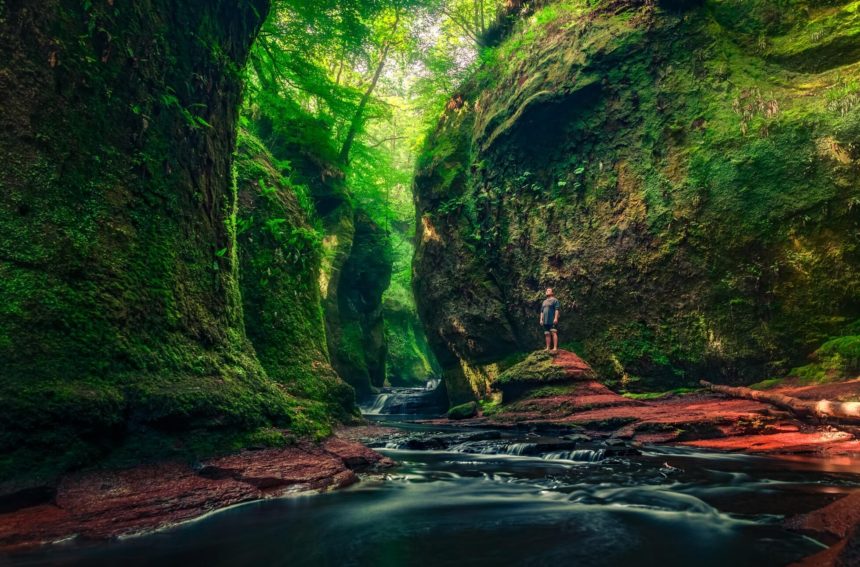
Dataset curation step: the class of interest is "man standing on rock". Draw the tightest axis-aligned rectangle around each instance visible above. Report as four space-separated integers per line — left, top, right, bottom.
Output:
540 288 561 353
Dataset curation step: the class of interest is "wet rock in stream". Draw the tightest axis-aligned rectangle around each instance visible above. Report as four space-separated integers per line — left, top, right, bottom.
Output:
366 428 639 464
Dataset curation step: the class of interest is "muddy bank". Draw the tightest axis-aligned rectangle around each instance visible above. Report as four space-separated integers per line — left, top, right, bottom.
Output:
0 438 393 552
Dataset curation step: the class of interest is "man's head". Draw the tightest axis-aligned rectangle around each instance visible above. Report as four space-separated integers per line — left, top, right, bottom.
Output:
545 287 554 298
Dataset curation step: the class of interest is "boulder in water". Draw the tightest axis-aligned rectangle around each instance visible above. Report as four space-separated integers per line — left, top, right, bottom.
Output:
447 401 478 420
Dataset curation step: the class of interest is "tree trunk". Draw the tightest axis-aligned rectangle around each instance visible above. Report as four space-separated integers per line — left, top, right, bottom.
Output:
338 12 400 165
480 0 486 34
700 381 860 424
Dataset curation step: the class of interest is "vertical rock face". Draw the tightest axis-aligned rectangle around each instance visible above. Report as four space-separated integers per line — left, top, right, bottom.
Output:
235 132 356 423
384 300 441 386
0 0 307 480
258 123 396 399
414 0 860 401
325 209 393 395
383 216 443 387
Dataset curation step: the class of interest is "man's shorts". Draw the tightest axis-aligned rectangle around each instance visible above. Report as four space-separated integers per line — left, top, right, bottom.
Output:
543 324 557 335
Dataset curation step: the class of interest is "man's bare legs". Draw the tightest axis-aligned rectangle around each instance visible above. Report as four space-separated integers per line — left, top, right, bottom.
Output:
551 329 558 352
545 332 552 351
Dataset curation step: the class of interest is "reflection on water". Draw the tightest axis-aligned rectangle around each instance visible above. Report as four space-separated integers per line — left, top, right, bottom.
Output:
7 399 860 567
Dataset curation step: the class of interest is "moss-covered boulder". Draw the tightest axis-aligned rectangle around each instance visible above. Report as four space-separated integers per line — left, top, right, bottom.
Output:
415 0 860 398
447 401 479 420
492 350 594 401
790 331 860 383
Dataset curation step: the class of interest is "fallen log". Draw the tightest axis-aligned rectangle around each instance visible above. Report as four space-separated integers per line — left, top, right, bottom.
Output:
699 380 860 425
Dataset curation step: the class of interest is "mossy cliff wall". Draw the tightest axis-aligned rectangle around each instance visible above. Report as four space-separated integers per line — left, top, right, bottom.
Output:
235 131 356 423
384 297 441 386
256 120 395 398
321 205 393 396
414 0 860 401
383 218 442 386
0 0 326 481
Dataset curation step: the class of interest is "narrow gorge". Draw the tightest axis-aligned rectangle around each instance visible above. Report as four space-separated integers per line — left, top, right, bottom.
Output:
1 1 859 566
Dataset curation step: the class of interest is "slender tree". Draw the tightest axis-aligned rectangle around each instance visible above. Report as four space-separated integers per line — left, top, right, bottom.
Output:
339 10 402 164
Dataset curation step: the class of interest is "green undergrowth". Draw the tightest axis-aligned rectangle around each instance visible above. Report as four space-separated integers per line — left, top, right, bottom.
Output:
747 332 860 388
789 334 860 383
478 398 503 416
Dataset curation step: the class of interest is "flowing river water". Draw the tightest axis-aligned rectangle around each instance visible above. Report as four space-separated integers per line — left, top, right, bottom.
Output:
8 386 860 567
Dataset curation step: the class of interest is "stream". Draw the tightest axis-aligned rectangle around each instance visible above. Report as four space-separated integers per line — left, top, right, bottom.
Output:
8 386 860 567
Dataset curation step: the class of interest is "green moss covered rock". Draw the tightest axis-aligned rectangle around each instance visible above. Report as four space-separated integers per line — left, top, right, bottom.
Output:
492 351 569 400
447 401 478 420
494 352 567 386
0 0 301 482
384 292 441 386
321 207 393 395
791 333 860 382
415 0 860 397
250 117 395 399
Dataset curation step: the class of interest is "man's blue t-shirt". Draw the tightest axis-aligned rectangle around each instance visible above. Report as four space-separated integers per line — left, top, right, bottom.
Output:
541 297 560 326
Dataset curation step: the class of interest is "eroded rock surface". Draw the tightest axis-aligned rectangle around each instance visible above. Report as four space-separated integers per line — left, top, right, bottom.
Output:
0 438 393 551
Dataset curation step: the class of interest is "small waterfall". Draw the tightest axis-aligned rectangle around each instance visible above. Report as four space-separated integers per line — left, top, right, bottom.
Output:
359 384 446 417
504 443 538 456
363 394 391 415
378 434 610 463
544 449 606 463
455 442 605 462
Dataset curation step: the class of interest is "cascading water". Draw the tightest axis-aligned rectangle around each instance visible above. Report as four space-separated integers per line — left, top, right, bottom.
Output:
504 443 537 456
381 434 610 464
545 449 606 463
359 383 446 417
362 394 391 415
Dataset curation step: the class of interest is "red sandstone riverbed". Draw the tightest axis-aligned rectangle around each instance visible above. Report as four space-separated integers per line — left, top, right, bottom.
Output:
441 351 860 457
0 437 393 551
